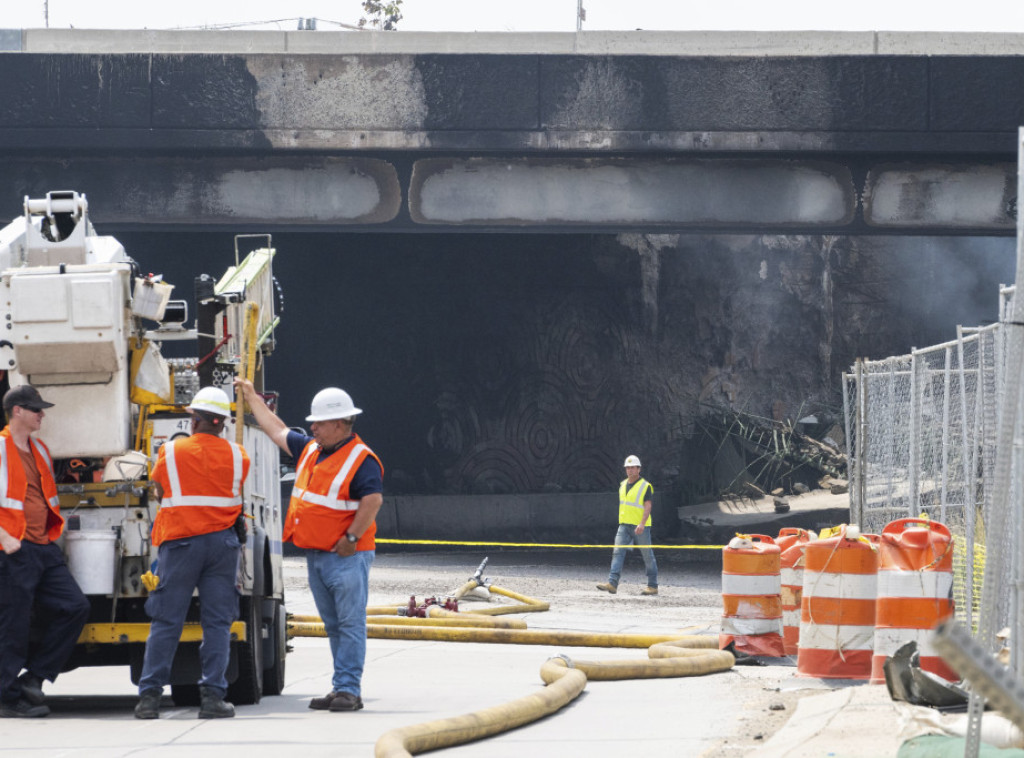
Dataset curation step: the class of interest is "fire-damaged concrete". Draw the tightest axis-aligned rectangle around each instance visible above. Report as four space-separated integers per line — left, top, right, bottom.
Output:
144 229 1012 547
0 157 401 226
0 31 1020 542
409 157 856 228
0 33 1023 233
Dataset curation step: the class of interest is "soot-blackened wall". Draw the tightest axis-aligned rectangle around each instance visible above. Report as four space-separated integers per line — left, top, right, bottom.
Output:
114 229 1014 510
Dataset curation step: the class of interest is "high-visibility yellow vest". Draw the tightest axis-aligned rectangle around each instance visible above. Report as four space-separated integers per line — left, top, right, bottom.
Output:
618 477 652 526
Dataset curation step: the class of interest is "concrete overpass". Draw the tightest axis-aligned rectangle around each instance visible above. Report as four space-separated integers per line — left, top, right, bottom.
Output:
0 30 1021 542
0 29 1020 235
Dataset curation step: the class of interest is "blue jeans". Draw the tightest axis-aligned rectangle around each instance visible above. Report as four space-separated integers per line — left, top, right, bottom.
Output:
307 549 374 697
139 529 241 696
607 523 658 589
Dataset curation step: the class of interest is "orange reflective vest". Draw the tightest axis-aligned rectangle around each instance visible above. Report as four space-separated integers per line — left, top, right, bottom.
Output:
0 427 62 542
151 433 250 546
284 434 382 552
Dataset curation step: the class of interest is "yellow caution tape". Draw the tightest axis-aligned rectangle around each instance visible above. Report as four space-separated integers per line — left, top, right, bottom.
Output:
375 538 724 550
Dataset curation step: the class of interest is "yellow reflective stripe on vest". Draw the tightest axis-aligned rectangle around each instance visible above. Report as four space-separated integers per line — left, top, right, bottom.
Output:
162 438 244 508
618 478 651 526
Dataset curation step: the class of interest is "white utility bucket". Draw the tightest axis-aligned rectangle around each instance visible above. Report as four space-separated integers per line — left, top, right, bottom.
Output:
65 530 117 595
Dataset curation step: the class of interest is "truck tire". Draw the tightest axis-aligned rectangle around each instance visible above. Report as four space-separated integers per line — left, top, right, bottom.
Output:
227 594 263 705
262 598 287 696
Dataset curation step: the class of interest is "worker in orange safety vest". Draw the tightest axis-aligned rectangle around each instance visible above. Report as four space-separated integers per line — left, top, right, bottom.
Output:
135 386 250 720
235 377 382 713
0 385 89 719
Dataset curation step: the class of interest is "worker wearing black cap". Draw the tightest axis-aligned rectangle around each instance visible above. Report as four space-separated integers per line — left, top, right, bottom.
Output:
0 385 89 718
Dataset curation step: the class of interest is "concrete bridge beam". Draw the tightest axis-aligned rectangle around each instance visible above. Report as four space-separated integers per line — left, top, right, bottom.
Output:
0 156 1013 234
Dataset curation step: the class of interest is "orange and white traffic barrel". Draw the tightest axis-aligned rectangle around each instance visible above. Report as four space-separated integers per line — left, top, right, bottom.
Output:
778 528 815 655
870 517 956 683
720 534 785 657
777 527 812 553
797 524 879 679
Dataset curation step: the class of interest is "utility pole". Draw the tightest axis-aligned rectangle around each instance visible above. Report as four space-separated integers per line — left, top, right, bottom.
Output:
44 0 49 28
576 0 585 32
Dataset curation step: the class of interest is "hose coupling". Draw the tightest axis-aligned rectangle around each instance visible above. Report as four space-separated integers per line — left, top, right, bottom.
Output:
547 654 575 669
470 556 490 586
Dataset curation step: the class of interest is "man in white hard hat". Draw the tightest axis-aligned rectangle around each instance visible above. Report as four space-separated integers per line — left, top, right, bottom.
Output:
235 379 383 713
596 454 659 596
135 386 250 720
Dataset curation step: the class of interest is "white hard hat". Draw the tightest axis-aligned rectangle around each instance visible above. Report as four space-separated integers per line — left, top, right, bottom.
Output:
189 386 232 418
624 455 641 467
306 387 362 422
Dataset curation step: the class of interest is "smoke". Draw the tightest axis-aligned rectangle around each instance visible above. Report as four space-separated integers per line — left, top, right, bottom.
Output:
855 235 1015 348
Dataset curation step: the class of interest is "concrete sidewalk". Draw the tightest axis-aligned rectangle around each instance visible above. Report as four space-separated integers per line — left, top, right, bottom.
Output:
752 683 910 758
10 552 986 758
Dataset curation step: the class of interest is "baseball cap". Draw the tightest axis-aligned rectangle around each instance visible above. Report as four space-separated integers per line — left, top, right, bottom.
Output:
3 385 55 413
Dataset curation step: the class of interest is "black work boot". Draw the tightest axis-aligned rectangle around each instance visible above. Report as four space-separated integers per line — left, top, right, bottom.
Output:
17 672 45 706
134 688 162 719
0 698 49 718
198 686 235 719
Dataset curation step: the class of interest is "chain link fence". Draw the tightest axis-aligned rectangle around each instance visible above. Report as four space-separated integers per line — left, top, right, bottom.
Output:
844 323 1001 632
845 134 1024 757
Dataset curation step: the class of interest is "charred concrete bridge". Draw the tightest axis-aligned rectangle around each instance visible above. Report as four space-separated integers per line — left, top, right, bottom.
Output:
0 29 1021 235
1 29 1022 543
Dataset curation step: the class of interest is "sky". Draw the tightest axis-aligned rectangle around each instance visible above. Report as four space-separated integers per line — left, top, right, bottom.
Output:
4 0 1024 33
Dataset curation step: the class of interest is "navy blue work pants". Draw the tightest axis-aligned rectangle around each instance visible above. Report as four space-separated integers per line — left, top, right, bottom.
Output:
0 540 90 704
138 528 240 697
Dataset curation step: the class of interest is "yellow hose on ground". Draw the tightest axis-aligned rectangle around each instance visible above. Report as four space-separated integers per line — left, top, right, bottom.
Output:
414 607 527 629
367 616 528 629
451 580 551 615
291 613 705 648
540 638 735 681
294 575 733 756
363 625 693 647
291 610 527 631
375 665 587 758
290 621 685 647
366 606 407 616
463 585 550 615
374 637 734 757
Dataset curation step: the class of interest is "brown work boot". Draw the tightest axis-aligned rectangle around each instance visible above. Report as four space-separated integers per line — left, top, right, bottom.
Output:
327 692 364 712
596 582 617 594
641 586 659 596
310 691 343 710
